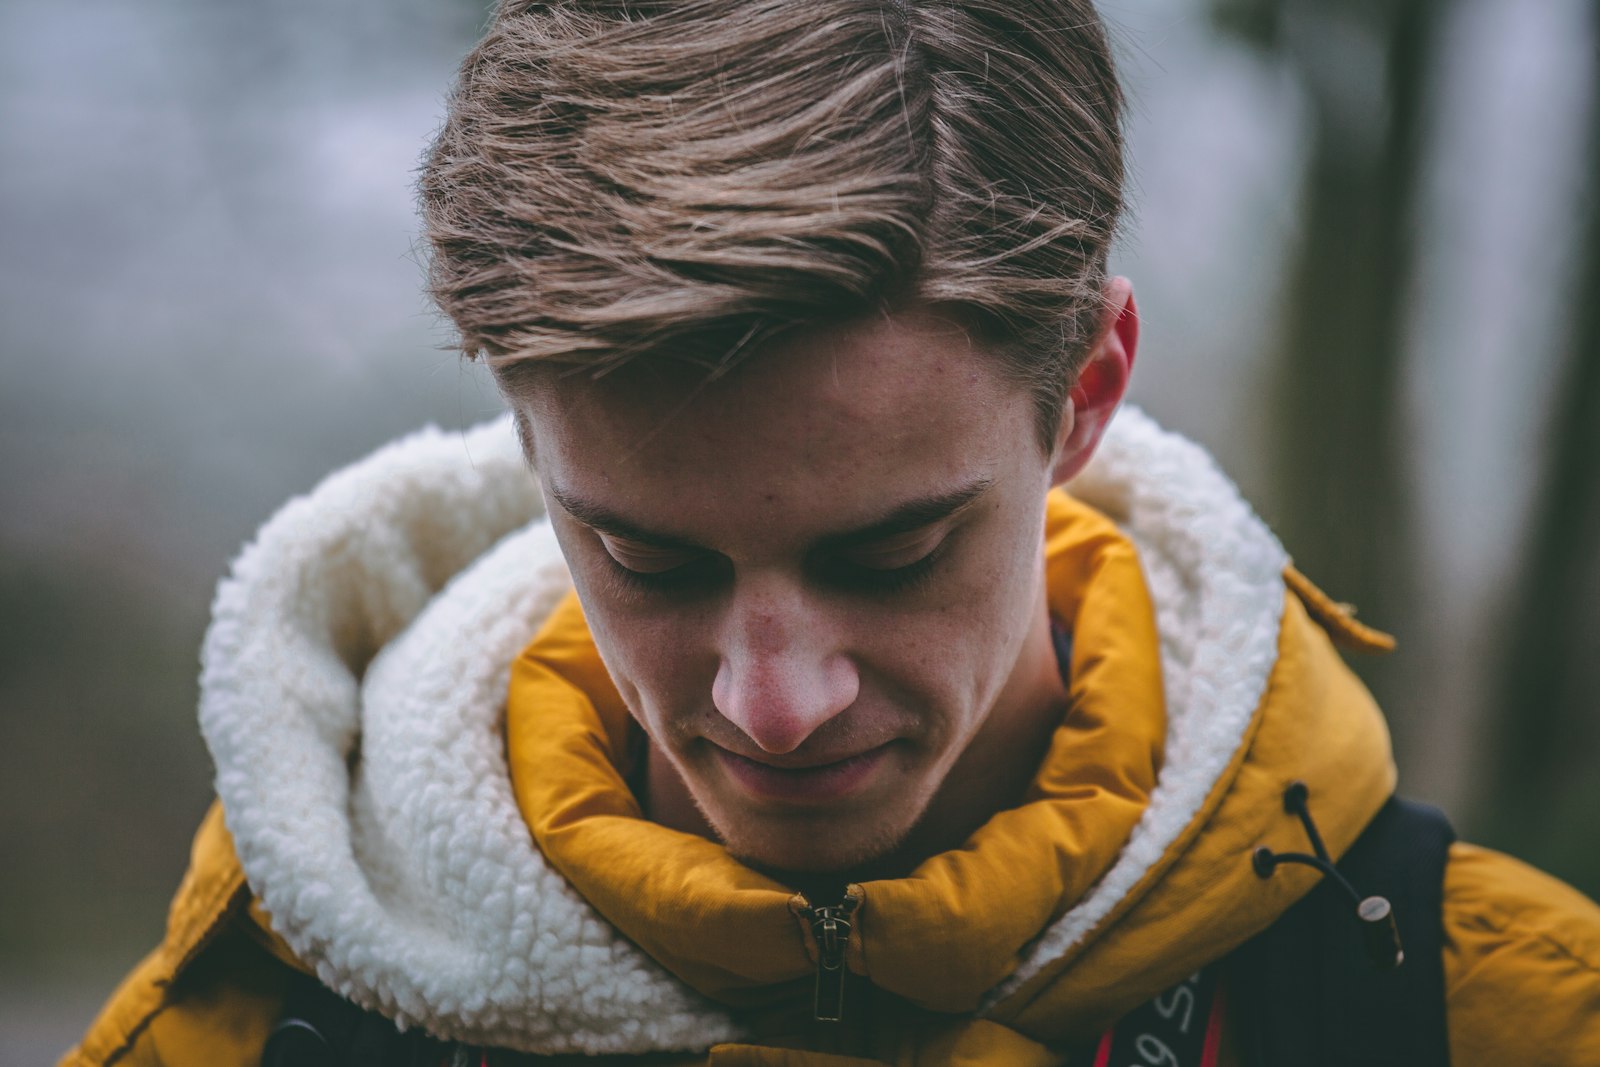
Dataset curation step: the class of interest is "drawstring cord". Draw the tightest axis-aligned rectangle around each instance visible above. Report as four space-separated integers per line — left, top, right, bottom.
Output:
1252 781 1406 970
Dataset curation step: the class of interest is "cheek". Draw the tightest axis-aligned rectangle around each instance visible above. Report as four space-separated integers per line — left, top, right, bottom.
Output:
883 543 1041 709
552 527 715 725
587 608 715 729
925 510 1047 692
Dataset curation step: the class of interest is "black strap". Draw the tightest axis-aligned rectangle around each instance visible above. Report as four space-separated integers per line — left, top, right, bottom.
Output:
1230 796 1456 1067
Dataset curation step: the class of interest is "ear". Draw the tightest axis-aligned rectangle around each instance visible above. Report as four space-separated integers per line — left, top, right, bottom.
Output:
1051 277 1138 486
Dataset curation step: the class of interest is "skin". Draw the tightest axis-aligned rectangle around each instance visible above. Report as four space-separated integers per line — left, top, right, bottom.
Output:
519 281 1137 881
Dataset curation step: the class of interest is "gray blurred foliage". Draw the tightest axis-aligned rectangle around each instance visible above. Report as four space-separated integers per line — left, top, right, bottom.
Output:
0 0 502 1017
1210 0 1600 894
1212 0 1446 760
1 0 1596 1057
1476 20 1600 891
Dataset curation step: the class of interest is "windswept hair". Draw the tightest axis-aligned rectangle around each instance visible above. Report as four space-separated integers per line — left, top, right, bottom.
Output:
420 0 1124 445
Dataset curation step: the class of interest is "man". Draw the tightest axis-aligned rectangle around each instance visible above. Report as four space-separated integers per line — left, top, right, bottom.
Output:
66 0 1600 1064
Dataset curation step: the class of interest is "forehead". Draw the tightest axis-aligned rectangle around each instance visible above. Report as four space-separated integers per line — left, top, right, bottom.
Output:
520 309 1042 535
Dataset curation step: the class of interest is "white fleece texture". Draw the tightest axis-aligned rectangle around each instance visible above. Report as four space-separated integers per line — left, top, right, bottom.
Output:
199 406 1287 1053
980 407 1289 1009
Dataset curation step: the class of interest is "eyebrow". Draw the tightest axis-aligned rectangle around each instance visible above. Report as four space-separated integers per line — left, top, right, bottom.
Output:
815 478 994 550
546 484 705 551
545 477 995 553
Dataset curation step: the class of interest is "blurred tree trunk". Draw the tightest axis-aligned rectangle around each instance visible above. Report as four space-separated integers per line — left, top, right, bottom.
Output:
1214 0 1448 759
1474 16 1600 892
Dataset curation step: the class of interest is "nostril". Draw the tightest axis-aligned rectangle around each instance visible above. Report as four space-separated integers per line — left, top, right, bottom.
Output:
712 651 859 755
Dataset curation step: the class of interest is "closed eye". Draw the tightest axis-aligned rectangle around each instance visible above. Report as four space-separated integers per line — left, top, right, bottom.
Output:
597 533 700 575
593 524 955 596
821 546 946 594
818 527 952 594
837 527 947 571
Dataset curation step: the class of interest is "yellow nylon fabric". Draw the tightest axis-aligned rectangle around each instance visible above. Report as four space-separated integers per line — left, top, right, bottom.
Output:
61 490 1600 1066
1440 843 1600 1059
506 491 1165 1016
993 589 1399 1040
502 490 1404 1052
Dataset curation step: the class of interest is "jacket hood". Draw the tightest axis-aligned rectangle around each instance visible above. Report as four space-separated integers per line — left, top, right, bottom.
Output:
198 406 1396 1055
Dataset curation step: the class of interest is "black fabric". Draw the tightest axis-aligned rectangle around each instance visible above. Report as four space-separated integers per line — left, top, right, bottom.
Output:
261 972 451 1067
1050 620 1074 684
1230 796 1457 1067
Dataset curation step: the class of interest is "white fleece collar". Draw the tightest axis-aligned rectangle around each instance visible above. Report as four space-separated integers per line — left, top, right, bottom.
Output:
198 406 1287 1054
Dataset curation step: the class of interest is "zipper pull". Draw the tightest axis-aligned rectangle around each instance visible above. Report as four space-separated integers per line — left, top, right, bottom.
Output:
805 892 860 1023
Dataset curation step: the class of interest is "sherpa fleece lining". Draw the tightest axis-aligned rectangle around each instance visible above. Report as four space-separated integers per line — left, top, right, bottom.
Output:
198 406 1288 1055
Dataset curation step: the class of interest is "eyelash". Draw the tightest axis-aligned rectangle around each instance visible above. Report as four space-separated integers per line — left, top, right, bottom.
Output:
600 542 949 598
602 553 724 597
822 544 946 595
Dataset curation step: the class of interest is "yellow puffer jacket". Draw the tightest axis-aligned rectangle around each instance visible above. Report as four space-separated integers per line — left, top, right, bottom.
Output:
62 410 1600 1066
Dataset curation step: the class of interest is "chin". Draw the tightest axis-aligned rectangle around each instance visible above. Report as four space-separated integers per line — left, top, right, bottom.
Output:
713 807 921 880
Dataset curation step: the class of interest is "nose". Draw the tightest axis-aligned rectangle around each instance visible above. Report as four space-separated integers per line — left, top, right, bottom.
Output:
711 580 859 754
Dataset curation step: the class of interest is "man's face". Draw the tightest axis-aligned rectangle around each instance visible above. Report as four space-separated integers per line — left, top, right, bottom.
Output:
521 308 1061 874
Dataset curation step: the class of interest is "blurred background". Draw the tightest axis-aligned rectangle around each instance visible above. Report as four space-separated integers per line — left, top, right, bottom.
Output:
2 0 1596 1057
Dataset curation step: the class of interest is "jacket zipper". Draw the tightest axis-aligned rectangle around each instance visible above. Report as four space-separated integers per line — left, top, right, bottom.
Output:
801 891 860 1023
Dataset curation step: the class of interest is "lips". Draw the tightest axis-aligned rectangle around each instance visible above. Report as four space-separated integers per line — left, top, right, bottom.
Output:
714 743 892 804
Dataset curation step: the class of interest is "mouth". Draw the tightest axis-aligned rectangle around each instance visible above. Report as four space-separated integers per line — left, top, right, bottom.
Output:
713 743 893 804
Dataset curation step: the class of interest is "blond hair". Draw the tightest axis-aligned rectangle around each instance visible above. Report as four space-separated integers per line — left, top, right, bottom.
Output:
421 0 1124 446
